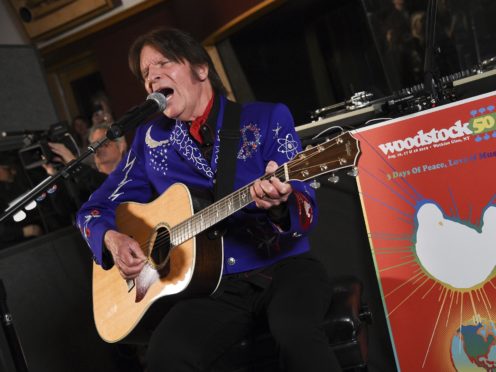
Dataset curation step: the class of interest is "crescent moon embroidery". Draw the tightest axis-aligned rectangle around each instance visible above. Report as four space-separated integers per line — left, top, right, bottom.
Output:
145 126 169 148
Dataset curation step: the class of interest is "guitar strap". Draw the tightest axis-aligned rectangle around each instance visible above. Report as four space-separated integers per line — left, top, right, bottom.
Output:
213 99 242 201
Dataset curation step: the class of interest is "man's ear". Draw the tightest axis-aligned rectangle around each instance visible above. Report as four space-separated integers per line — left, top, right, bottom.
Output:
195 64 209 81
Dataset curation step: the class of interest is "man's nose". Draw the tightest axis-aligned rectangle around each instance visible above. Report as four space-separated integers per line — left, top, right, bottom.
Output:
147 65 162 82
146 69 162 91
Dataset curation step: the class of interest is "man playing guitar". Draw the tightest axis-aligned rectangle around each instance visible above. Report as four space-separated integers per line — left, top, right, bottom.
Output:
77 27 342 372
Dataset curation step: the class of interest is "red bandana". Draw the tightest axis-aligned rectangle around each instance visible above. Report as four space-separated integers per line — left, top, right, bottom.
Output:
189 95 214 144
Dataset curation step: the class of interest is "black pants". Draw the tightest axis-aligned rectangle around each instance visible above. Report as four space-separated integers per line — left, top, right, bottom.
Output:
146 253 342 372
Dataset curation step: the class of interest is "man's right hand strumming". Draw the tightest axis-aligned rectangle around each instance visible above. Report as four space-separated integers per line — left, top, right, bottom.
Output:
104 230 147 280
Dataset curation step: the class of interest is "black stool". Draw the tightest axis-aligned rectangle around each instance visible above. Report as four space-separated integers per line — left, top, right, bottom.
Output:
210 275 372 372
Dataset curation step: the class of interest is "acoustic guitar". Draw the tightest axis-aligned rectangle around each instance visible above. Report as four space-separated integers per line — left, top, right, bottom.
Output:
92 131 360 343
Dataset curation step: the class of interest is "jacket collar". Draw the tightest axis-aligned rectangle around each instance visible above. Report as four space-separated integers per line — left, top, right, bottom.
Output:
169 95 227 179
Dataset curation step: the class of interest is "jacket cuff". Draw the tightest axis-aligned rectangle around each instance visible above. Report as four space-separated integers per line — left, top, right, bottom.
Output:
78 215 116 267
283 191 317 236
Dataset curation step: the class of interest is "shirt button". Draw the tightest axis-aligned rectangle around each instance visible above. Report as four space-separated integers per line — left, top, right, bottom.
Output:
227 257 236 266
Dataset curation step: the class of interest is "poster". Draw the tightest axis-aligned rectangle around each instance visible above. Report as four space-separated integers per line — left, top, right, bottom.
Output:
355 91 496 371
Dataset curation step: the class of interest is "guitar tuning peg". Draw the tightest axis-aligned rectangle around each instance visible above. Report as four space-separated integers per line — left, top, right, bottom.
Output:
328 173 340 184
309 179 321 189
346 166 359 177
305 144 313 150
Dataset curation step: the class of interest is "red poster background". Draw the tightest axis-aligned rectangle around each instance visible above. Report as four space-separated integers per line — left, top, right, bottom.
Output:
355 91 496 371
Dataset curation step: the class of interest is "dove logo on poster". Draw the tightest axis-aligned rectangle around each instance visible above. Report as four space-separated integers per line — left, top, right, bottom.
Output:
414 202 496 289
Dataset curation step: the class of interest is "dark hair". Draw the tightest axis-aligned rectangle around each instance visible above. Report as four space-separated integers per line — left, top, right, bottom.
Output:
128 28 226 95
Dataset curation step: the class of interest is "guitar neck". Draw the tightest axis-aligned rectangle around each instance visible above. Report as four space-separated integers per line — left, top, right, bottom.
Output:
169 131 360 246
170 165 288 246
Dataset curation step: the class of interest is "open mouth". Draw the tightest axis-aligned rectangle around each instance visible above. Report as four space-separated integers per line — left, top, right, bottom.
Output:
158 88 173 98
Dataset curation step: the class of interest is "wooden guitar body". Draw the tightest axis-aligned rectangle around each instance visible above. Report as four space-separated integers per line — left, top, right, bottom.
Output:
92 183 223 343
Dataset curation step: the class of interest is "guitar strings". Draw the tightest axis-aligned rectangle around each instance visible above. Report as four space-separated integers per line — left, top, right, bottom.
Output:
135 137 344 254
126 135 348 255
132 136 345 254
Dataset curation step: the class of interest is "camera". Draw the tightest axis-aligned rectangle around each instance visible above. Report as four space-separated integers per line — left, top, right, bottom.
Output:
18 121 80 170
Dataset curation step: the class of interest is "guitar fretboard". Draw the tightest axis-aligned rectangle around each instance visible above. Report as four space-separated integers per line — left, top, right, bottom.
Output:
168 131 359 246
170 166 287 246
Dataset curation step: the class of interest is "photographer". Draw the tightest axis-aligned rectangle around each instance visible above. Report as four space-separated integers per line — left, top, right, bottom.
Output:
88 123 127 175
43 122 127 207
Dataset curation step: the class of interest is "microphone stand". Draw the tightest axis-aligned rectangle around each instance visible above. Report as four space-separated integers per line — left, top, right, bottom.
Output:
1 91 166 218
0 135 110 223
423 0 439 103
0 279 28 372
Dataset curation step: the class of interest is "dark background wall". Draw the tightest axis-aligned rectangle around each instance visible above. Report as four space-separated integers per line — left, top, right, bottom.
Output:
0 45 58 133
0 227 140 372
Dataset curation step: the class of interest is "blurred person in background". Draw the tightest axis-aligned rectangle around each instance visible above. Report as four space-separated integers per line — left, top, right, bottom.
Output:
406 11 426 84
45 122 127 176
91 92 114 126
43 122 127 208
88 123 127 175
71 115 92 150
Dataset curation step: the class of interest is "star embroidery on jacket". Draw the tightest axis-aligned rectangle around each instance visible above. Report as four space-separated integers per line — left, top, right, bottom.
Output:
272 123 282 139
145 126 170 176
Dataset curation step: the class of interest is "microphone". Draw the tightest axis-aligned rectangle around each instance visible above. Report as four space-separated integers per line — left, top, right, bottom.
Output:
106 92 167 140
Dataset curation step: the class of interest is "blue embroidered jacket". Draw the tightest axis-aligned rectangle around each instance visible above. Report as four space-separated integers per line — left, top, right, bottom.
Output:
76 96 318 274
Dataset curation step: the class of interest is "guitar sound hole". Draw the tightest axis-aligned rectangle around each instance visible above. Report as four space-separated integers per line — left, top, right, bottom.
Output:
150 226 171 269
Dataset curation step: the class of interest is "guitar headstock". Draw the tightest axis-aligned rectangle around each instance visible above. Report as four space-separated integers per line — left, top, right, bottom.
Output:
287 132 361 182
